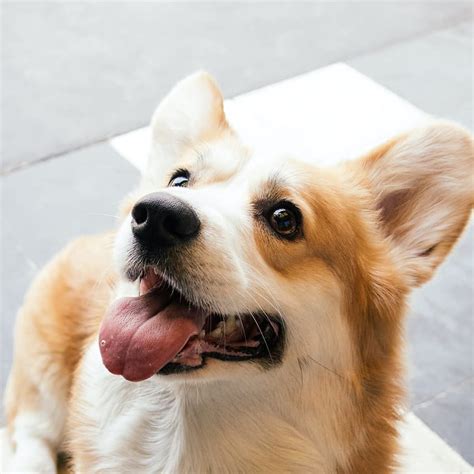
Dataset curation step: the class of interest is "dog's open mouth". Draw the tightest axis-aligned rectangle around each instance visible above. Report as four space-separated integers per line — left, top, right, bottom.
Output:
99 268 282 382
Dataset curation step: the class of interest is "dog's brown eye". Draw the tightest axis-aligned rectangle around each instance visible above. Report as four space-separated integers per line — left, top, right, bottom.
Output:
270 208 297 236
168 170 189 187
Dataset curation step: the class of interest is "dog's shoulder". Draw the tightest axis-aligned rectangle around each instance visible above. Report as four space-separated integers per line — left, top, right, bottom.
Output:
11 232 116 383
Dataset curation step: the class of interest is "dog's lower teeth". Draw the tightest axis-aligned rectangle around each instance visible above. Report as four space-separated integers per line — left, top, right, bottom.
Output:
209 321 224 339
224 315 238 334
208 316 241 339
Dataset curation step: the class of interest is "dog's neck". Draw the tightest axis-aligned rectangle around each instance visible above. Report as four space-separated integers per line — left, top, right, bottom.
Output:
72 282 398 472
73 332 397 473
149 363 351 472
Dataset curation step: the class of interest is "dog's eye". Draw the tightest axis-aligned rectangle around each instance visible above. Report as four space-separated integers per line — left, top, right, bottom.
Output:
269 207 298 237
168 170 190 187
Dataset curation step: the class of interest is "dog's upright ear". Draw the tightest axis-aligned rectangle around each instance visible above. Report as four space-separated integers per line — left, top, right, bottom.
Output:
353 121 473 287
147 71 226 176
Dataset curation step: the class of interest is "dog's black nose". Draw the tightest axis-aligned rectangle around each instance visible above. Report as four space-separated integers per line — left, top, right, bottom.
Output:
131 192 200 247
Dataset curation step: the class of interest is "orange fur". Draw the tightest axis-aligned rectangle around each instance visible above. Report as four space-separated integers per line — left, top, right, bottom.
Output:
3 73 473 473
5 235 115 451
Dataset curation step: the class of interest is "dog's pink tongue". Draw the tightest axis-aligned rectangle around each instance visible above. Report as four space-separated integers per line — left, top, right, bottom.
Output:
99 291 206 382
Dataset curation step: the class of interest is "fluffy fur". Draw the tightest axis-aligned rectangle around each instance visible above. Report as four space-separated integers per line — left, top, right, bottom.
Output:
2 72 473 473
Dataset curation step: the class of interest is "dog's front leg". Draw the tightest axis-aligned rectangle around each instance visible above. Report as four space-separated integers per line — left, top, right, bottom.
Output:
2 334 66 473
1 239 101 473
2 290 69 473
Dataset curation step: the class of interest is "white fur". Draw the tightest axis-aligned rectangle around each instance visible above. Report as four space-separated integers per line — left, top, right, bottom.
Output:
78 174 355 470
68 74 473 471
3 413 58 473
72 336 353 473
3 72 472 473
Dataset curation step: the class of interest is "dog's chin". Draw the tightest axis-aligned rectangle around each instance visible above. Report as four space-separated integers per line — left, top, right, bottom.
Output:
104 265 285 382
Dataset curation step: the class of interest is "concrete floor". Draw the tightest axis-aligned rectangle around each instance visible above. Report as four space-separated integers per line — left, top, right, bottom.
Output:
2 1 472 172
1 1 473 465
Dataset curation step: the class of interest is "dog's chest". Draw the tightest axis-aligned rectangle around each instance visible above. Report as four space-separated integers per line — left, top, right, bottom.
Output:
71 345 191 472
70 344 325 473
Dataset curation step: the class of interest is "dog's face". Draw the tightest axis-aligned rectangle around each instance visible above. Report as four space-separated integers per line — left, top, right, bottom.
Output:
99 72 473 384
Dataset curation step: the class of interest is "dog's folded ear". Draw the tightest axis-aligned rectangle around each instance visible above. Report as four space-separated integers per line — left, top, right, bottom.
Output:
148 71 227 173
355 121 473 287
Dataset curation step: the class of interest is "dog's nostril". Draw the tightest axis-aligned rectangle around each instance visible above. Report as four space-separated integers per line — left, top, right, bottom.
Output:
132 203 148 225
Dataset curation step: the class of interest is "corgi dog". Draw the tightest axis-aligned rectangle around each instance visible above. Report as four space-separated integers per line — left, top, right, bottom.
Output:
2 72 473 473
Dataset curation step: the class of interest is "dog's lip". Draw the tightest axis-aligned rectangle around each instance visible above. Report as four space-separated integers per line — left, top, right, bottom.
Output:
139 267 163 295
145 267 283 374
112 265 284 377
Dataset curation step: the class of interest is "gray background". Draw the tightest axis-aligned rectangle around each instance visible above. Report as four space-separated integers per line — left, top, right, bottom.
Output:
1 1 473 463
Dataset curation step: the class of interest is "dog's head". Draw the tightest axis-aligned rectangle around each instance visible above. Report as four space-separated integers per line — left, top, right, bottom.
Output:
99 72 473 384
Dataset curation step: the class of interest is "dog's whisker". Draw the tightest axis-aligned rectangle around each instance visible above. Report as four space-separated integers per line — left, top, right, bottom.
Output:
245 276 286 333
236 313 248 347
85 212 121 219
234 285 274 361
306 356 347 382
246 270 286 317
90 262 116 297
249 312 273 361
229 282 273 362
240 273 346 382
222 314 227 354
